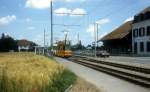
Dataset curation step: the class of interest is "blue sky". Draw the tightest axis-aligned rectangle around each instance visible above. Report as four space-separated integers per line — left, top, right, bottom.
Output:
0 0 150 46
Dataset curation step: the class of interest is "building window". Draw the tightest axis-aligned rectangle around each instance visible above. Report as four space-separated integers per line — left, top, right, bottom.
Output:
147 42 150 52
139 27 145 37
134 42 137 54
139 28 142 37
147 26 150 36
142 27 145 36
140 42 144 52
133 29 135 37
145 12 150 20
133 29 138 37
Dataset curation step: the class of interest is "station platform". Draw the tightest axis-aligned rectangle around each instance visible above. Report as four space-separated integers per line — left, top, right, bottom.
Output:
55 57 150 92
76 55 150 69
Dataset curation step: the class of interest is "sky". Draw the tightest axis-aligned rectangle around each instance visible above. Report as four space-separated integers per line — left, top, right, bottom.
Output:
0 0 150 46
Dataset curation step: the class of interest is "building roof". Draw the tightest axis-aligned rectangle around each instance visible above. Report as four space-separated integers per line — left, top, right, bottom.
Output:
100 21 132 41
136 6 150 15
18 39 31 46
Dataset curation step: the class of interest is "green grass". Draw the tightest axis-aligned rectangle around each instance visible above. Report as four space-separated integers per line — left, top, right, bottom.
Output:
50 69 76 92
0 52 76 92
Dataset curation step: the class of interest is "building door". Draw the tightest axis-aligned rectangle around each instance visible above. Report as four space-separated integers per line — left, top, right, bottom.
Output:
134 42 137 54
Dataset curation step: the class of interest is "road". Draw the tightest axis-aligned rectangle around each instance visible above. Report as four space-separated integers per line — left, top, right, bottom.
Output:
55 57 150 92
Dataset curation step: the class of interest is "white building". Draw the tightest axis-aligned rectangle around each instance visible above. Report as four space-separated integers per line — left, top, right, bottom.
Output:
132 7 150 56
17 39 35 52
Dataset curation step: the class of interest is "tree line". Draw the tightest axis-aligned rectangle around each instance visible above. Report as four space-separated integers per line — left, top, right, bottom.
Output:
0 33 18 52
0 33 36 52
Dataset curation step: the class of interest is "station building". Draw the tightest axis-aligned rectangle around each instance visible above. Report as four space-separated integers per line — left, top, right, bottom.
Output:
100 6 150 56
100 21 132 55
132 6 150 55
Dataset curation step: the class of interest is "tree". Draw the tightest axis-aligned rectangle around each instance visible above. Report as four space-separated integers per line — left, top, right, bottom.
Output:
0 33 18 52
71 40 85 51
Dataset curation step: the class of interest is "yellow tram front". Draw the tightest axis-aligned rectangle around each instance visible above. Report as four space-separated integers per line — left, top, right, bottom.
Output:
55 41 72 58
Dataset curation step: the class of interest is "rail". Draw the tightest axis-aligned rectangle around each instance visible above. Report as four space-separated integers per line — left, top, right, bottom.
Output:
68 55 150 88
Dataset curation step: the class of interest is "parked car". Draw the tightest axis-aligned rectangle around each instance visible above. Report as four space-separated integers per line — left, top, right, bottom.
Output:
96 51 110 57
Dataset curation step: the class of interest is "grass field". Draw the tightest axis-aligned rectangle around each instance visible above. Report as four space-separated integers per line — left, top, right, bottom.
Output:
0 52 76 92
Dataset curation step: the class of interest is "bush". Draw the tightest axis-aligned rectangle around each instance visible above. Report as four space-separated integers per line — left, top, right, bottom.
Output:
50 69 76 92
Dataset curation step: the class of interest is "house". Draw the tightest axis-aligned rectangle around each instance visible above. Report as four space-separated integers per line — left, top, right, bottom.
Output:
100 21 132 55
132 6 150 55
17 39 36 52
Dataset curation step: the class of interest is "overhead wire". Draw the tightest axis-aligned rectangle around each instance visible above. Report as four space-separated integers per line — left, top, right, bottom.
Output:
78 0 141 27
86 1 148 45
70 0 107 25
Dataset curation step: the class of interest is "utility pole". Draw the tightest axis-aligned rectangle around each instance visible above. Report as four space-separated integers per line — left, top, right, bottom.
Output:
43 29 46 55
94 23 97 57
50 0 53 52
77 32 79 44
44 29 46 48
96 23 99 47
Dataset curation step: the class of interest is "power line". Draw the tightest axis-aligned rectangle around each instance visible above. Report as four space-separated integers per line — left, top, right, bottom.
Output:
87 1 144 45
72 0 140 28
70 0 109 25
55 13 86 16
70 1 141 45
95 1 141 23
53 24 80 27
81 1 141 28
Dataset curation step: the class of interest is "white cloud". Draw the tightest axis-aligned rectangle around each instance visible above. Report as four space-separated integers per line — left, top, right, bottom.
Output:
32 34 43 46
27 26 35 30
71 8 86 16
86 24 95 37
96 18 110 25
26 17 32 23
25 0 87 9
87 18 110 37
124 17 133 23
64 0 85 3
25 0 52 9
86 24 108 40
54 8 71 16
0 15 16 26
54 8 86 17
32 34 50 46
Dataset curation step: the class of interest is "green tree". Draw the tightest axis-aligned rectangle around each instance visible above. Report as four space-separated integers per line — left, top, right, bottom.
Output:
0 33 18 52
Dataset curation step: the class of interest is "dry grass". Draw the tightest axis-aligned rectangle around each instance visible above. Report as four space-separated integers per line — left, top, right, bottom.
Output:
70 77 102 92
0 52 65 92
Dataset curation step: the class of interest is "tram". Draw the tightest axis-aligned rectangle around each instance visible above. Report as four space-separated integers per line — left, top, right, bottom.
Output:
54 41 72 58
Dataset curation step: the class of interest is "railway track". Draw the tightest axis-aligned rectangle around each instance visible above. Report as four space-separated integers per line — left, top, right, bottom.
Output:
68 55 150 88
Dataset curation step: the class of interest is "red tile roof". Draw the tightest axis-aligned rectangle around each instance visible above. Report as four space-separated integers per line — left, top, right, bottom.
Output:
18 39 31 46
